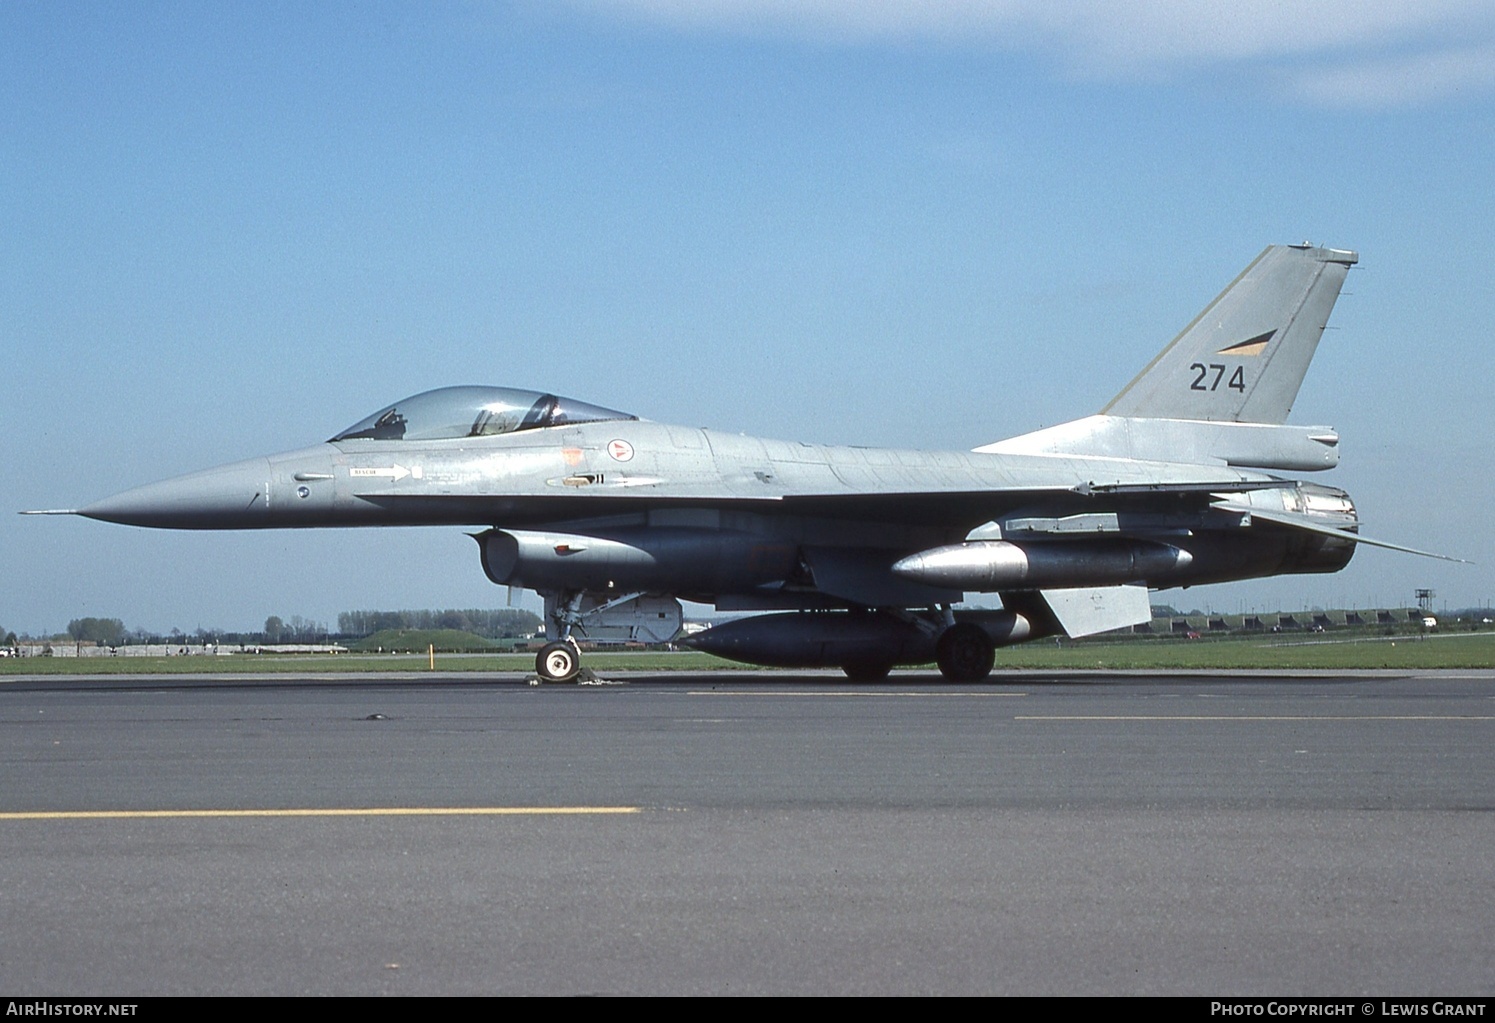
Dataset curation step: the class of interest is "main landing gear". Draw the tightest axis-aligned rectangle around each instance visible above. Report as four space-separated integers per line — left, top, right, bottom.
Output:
934 622 996 683
831 610 996 683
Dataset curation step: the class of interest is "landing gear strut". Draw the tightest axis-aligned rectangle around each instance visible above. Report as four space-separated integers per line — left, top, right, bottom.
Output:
533 591 587 683
533 589 651 684
935 622 995 683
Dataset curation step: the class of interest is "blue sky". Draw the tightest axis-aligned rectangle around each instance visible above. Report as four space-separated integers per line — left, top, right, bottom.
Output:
4 0 1493 636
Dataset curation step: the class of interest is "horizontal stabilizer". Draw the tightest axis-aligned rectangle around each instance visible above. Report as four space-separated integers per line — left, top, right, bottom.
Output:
980 415 1340 472
1211 501 1469 563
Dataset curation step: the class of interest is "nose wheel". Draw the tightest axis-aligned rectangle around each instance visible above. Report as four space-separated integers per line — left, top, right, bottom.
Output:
535 641 580 683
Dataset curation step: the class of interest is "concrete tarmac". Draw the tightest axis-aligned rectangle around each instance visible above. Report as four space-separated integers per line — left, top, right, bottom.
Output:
2 669 1493 995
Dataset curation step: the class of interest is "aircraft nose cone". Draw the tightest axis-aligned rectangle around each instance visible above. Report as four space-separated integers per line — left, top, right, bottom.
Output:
78 457 273 529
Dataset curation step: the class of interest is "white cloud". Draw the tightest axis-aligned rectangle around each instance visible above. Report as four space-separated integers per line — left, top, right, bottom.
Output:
570 0 1495 105
1285 42 1495 108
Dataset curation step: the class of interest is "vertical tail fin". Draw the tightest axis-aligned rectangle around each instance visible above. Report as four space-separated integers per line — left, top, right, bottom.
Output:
1101 244 1357 424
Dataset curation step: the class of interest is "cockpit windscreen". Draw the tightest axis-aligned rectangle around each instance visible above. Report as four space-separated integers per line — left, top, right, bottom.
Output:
331 386 636 442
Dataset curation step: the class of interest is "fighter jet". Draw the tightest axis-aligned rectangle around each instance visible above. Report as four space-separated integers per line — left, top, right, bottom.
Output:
29 244 1457 682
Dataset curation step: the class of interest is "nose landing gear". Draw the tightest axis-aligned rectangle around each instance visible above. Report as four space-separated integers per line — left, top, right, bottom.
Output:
530 590 654 685
535 640 581 683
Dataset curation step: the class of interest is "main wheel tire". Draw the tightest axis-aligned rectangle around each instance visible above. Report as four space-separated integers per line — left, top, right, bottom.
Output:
841 661 893 683
536 641 581 682
935 623 995 683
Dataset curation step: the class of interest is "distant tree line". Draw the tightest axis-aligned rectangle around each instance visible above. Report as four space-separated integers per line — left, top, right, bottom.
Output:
261 615 329 643
25 617 329 647
54 616 328 647
11 609 542 647
336 608 541 639
68 617 128 645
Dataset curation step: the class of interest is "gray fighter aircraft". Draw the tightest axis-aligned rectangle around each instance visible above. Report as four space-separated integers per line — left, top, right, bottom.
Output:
30 244 1456 682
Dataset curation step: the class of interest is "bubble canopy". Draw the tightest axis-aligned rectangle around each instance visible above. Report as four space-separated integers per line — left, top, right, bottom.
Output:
331 386 636 443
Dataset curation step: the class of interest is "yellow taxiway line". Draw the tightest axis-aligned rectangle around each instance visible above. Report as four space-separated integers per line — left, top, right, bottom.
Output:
0 807 640 821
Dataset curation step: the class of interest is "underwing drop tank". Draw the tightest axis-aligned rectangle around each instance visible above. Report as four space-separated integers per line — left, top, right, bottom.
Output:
684 609 1038 672
891 539 1192 592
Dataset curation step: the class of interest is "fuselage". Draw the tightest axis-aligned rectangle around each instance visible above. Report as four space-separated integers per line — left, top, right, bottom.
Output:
77 416 1356 605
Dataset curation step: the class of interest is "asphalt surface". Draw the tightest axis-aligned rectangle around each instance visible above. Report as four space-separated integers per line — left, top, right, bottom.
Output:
2 669 1493 995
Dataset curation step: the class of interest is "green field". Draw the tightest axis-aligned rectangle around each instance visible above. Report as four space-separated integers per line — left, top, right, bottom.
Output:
3 631 1492 674
991 631 1495 670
